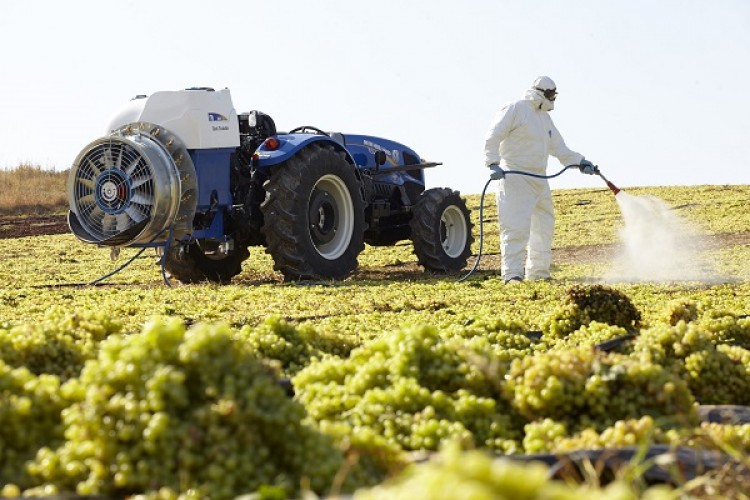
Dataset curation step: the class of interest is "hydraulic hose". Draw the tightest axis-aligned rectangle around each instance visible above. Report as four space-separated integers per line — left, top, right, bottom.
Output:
457 164 582 283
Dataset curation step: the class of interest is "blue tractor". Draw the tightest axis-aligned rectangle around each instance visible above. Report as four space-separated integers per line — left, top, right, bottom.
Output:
67 87 473 283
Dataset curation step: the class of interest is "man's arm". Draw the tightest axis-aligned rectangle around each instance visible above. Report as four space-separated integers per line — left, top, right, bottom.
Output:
548 120 584 166
483 103 516 167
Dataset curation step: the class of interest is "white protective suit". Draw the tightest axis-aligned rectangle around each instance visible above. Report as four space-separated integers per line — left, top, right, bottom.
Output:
483 80 583 281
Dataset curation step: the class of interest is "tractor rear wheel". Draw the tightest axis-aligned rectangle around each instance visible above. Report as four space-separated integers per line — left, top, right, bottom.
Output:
163 240 249 284
410 187 473 272
261 143 365 280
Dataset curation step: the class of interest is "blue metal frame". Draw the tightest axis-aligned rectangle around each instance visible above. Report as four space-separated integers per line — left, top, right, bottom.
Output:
188 147 234 241
254 133 426 188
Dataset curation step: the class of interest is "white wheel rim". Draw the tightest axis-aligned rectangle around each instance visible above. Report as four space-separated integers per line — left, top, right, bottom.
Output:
440 205 467 258
309 174 354 260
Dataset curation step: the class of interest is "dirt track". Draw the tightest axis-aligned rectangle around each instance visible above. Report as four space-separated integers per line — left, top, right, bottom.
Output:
0 214 69 239
1 213 748 266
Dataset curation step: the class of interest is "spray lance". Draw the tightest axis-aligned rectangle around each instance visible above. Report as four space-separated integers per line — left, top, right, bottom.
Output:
458 163 621 282
596 169 621 195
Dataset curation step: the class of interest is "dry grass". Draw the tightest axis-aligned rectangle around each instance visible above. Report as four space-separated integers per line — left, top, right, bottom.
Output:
0 164 68 215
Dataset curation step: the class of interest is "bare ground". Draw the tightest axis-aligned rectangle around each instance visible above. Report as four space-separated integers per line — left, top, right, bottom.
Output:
0 213 69 239
2 213 748 277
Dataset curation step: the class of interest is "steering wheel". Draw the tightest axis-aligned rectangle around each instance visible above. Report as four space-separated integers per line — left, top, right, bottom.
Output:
288 126 329 136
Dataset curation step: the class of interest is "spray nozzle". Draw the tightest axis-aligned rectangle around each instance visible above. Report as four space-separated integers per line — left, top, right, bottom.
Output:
596 169 621 195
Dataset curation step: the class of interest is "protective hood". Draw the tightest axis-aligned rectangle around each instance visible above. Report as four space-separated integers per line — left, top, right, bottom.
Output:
524 88 554 112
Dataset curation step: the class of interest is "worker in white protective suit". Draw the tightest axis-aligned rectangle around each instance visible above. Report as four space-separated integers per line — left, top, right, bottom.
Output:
483 76 596 283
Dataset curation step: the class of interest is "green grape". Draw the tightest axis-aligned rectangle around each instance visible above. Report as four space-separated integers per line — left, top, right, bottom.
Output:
683 344 750 405
353 441 675 499
0 308 121 380
662 299 699 326
522 419 568 453
505 347 695 431
24 317 380 499
235 316 358 378
552 321 631 351
541 285 641 338
294 326 523 454
0 361 68 488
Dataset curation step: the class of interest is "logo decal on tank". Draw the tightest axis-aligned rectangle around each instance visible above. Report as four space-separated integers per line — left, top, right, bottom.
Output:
208 112 228 122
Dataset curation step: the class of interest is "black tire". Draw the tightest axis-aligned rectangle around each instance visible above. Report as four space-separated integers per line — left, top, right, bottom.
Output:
163 240 249 284
261 143 365 280
410 187 474 272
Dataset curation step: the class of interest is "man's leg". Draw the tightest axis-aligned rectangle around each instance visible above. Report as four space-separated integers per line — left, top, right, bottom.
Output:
526 182 554 280
497 176 534 280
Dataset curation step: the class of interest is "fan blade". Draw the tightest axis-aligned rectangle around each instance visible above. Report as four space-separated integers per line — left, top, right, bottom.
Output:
125 204 147 223
77 177 95 190
115 145 123 170
77 194 95 207
86 157 103 176
130 176 151 189
124 156 141 176
101 214 115 233
131 192 154 206
115 213 130 231
103 147 114 169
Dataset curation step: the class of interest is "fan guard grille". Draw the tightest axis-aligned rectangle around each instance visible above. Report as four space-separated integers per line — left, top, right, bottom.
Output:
71 140 156 241
72 139 155 240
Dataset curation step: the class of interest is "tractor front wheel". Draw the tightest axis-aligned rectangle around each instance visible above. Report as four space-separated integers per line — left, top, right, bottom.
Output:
410 187 473 272
261 144 365 280
163 239 249 284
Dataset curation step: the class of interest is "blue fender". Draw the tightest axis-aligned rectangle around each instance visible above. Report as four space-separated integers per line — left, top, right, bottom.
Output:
254 134 353 168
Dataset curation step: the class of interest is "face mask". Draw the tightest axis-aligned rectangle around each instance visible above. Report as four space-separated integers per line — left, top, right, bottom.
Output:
535 87 556 112
535 87 557 101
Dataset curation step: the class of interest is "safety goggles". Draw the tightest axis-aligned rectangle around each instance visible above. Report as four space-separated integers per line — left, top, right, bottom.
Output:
535 87 557 101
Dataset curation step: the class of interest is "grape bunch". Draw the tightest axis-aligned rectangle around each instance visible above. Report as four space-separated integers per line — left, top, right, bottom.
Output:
293 326 522 454
632 322 750 405
0 308 121 380
662 299 700 326
696 310 750 349
237 316 356 377
683 344 750 405
504 347 696 432
353 441 675 500
0 361 67 488
24 317 367 499
541 285 641 339
553 321 632 351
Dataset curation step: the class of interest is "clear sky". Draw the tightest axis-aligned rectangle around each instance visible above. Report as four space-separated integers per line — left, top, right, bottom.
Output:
1 0 748 194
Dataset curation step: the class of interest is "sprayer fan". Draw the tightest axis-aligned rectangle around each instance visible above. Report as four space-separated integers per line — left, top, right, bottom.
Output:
72 140 154 239
68 123 197 246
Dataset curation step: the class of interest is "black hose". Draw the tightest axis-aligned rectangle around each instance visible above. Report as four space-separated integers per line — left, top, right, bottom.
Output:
458 178 492 283
89 226 175 287
458 164 580 282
